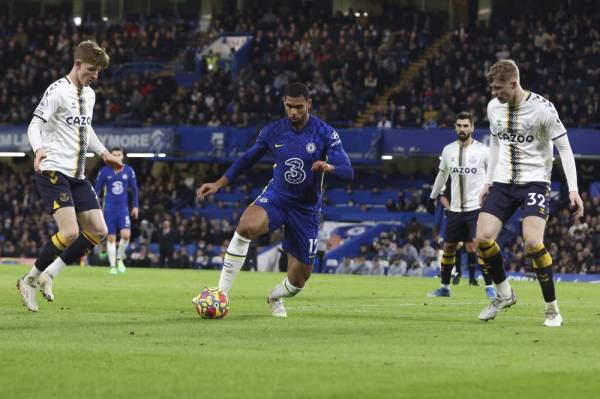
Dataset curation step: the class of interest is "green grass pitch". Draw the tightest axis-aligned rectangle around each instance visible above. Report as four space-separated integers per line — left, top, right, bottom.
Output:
2 265 600 399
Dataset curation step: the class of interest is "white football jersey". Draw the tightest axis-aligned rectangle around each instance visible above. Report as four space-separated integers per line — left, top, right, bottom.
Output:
32 77 101 179
487 91 567 185
439 140 488 212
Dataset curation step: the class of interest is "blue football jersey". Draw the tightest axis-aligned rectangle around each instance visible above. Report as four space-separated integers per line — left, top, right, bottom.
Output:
256 115 347 210
94 165 139 209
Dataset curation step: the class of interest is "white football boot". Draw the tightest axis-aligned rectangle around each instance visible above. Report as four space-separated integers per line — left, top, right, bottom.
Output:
37 272 55 302
17 276 39 312
478 289 517 321
268 297 287 318
543 301 563 327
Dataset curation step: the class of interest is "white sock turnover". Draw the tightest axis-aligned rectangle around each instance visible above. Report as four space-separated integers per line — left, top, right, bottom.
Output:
217 232 251 294
107 241 116 267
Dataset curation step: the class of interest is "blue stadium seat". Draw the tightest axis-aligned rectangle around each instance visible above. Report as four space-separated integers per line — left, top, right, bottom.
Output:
214 192 244 203
186 244 197 256
326 188 352 204
590 181 600 198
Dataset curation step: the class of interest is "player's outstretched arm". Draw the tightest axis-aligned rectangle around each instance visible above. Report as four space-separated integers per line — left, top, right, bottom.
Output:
197 142 269 201
197 176 230 201
553 134 584 218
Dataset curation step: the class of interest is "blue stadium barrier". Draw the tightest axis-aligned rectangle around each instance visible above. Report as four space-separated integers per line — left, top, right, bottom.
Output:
2 126 599 163
323 224 404 267
591 181 600 198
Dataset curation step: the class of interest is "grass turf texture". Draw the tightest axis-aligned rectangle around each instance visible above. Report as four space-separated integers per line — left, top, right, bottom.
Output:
1 265 600 399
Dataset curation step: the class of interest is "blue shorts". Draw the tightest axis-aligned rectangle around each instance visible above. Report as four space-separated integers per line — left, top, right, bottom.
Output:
103 206 131 235
481 182 550 223
35 171 100 214
253 191 320 265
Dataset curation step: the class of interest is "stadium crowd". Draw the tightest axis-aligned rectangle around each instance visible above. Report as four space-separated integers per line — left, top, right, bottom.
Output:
0 14 195 125
375 6 600 128
2 5 597 129
0 7 441 128
0 163 598 275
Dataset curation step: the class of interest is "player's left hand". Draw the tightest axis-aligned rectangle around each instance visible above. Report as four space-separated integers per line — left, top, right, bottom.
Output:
131 207 139 220
102 152 124 172
569 191 584 218
312 161 334 173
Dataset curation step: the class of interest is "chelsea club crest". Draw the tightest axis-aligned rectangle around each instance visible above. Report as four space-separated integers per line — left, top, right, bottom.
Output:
306 142 316 153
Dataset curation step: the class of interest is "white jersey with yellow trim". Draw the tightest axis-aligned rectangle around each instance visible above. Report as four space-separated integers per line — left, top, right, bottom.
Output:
487 91 567 185
439 140 488 212
32 77 98 179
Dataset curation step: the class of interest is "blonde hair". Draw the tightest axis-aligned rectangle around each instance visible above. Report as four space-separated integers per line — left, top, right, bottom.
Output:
74 40 109 69
487 59 519 83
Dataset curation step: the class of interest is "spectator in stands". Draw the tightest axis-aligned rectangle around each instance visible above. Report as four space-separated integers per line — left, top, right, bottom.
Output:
336 257 354 274
157 219 178 268
369 258 386 276
388 258 408 276
419 240 436 267
351 256 371 275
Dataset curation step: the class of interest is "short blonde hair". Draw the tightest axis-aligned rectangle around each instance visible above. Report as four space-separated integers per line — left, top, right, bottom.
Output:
487 59 519 83
74 40 109 69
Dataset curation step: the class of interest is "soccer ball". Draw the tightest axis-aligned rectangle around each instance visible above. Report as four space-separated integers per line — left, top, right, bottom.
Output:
193 287 229 319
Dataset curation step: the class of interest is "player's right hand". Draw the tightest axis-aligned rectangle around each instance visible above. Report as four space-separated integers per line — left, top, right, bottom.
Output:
33 149 46 173
426 197 436 214
102 152 124 172
479 184 490 206
569 191 584 218
197 182 220 201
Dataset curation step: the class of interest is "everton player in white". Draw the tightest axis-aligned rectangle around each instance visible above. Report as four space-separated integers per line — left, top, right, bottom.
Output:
428 112 495 299
18 41 123 312
196 83 353 317
476 60 584 326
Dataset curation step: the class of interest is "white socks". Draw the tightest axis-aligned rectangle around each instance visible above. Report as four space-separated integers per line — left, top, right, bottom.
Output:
218 232 251 294
107 241 116 267
117 238 129 260
46 257 67 279
269 277 302 300
25 266 42 283
496 280 512 299
546 299 559 309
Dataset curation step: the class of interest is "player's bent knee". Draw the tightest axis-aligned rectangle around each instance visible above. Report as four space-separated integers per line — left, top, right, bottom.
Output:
475 232 495 244
288 275 307 288
87 226 108 242
120 230 131 240
524 239 543 251
97 226 108 240
61 228 80 244
236 224 260 241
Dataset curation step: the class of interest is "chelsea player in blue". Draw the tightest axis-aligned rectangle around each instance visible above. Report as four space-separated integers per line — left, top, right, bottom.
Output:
95 147 139 274
196 83 353 317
